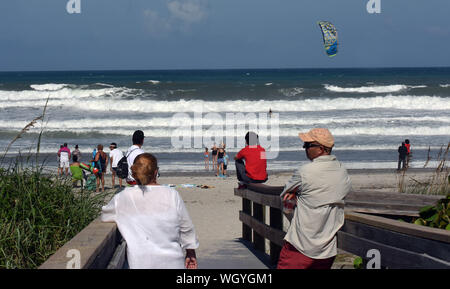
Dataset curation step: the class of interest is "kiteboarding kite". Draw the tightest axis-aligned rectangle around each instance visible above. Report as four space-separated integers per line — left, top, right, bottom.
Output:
318 21 338 57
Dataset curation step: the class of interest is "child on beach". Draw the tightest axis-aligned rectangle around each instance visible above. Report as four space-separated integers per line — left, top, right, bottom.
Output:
204 147 209 170
101 153 199 269
222 151 229 177
69 155 85 187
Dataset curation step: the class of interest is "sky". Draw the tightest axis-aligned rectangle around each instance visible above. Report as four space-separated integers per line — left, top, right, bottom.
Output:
1 0 450 71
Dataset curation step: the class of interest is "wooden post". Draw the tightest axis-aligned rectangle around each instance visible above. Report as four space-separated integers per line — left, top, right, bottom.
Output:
242 198 252 242
252 202 265 252
269 207 283 265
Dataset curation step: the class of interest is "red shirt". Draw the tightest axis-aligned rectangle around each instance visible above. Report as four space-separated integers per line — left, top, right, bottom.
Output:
405 144 411 154
235 145 267 181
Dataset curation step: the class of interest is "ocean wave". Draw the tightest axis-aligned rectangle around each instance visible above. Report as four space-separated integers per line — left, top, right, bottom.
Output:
324 84 419 93
2 94 449 112
0 86 142 102
440 84 450 88
2 125 449 138
30 83 72 91
1 115 449 131
278 87 304 97
147 80 161 84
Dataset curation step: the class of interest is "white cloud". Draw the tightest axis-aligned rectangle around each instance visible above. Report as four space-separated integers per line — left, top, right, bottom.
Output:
167 0 207 23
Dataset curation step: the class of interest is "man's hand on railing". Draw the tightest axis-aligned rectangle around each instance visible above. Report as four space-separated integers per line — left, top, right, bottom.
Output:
185 249 198 269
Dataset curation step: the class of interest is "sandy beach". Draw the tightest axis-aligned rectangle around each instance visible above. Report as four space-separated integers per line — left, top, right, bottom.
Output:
92 167 440 269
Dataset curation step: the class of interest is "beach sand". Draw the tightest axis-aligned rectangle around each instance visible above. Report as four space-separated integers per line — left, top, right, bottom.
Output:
95 168 438 269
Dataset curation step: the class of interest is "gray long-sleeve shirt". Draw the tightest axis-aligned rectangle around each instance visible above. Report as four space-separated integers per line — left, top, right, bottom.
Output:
280 155 352 259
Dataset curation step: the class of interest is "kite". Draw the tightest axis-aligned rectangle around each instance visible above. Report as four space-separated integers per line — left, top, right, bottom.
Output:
318 21 338 57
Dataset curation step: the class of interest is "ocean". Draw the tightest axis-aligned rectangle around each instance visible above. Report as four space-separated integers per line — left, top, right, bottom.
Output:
0 68 449 172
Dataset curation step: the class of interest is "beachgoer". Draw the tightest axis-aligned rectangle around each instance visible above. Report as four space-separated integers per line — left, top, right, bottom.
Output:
126 130 145 185
58 143 71 177
223 150 229 177
405 139 412 168
211 143 218 171
398 142 408 171
101 153 199 269
69 155 84 187
57 145 63 175
73 144 81 161
109 143 124 189
204 147 209 170
234 131 267 187
93 144 109 192
217 147 225 177
277 128 352 269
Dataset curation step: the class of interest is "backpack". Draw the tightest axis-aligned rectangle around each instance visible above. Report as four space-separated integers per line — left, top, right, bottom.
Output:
115 156 129 179
115 148 138 179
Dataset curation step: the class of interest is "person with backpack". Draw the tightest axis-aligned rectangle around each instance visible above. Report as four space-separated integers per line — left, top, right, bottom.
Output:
125 130 145 185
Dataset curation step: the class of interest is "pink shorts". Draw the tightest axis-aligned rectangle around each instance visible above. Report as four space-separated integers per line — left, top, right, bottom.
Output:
277 242 335 269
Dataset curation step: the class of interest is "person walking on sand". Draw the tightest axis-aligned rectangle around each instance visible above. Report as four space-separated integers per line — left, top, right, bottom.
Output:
58 143 71 177
277 128 351 269
101 153 199 269
126 130 145 185
203 147 209 170
93 144 109 192
234 131 267 188
222 150 229 177
398 142 408 171
109 143 124 189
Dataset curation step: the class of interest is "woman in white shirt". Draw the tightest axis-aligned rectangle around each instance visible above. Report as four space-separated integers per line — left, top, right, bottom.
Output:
101 153 199 269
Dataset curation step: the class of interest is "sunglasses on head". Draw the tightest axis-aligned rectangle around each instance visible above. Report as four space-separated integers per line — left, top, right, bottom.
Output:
303 142 322 149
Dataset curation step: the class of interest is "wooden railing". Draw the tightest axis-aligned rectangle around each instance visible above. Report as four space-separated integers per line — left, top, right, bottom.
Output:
235 184 450 269
39 217 127 269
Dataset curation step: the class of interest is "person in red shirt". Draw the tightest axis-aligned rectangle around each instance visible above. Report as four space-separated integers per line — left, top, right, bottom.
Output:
405 139 411 168
234 132 268 188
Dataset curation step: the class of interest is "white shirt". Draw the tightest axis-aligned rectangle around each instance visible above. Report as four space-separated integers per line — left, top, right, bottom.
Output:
280 155 352 259
109 148 124 168
101 185 199 269
126 145 144 182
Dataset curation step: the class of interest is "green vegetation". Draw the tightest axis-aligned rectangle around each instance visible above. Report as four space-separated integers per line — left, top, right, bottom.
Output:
412 194 450 230
0 102 112 268
398 143 449 196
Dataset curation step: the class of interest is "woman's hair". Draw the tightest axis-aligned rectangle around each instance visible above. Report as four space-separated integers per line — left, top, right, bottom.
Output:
131 153 158 185
73 155 78 162
97 144 104 151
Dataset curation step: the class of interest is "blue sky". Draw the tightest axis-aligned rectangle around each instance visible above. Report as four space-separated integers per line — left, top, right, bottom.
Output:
1 0 449 71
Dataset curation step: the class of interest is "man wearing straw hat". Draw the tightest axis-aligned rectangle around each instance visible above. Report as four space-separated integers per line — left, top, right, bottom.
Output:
278 128 352 269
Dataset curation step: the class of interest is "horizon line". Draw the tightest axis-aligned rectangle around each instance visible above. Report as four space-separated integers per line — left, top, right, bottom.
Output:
1 65 450 73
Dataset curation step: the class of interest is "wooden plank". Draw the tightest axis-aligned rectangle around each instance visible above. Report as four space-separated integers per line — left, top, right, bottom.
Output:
345 207 419 217
253 203 265 252
337 231 450 269
242 198 252 242
269 207 283 265
345 212 450 244
235 188 282 210
239 211 285 247
342 220 450 261
106 240 127 269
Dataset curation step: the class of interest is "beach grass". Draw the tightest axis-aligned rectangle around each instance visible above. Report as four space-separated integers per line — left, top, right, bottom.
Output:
397 143 449 195
0 101 112 269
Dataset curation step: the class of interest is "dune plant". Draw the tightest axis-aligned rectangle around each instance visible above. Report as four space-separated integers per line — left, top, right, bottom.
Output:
397 143 449 196
0 100 112 268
